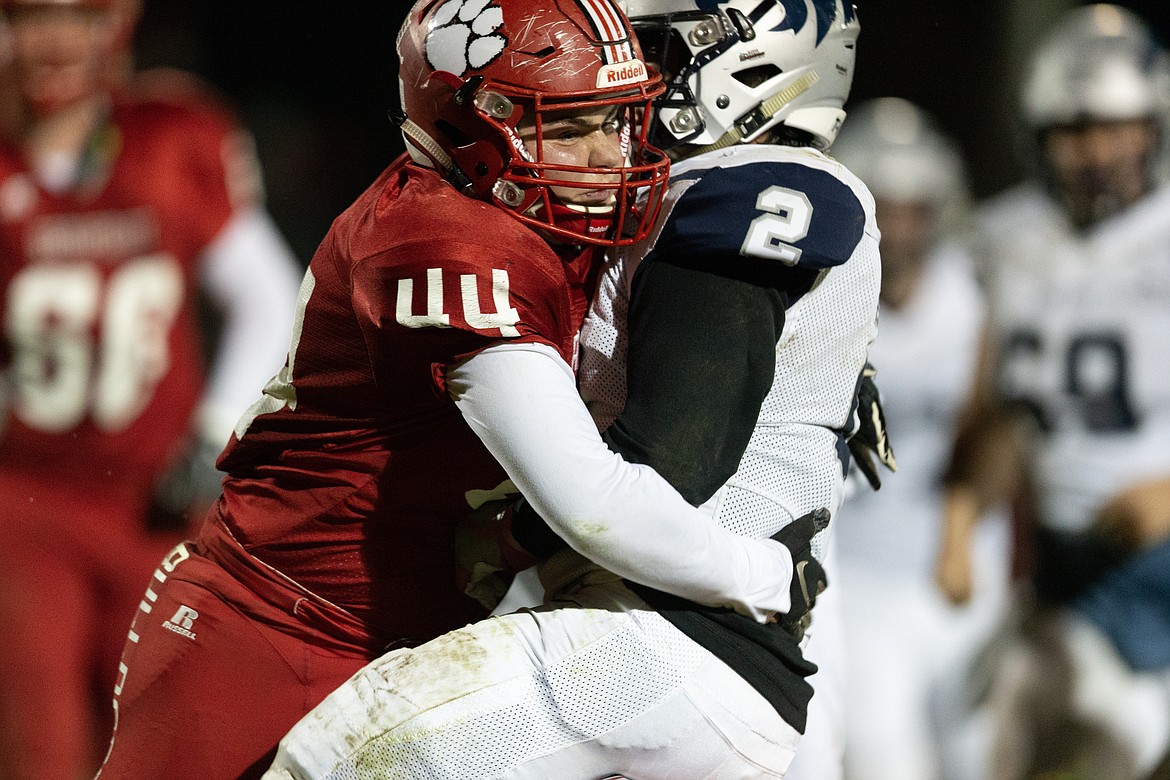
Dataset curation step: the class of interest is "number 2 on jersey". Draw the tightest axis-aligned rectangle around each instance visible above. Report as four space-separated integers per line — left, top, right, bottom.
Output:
4 254 183 433
741 185 813 265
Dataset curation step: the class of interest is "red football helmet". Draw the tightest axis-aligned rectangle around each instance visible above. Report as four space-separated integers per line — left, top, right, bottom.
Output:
396 0 670 246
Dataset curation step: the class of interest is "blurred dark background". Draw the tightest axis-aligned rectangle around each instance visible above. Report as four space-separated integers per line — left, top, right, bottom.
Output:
130 0 1170 265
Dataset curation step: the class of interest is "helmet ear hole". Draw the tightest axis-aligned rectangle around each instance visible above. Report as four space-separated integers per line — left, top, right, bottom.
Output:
733 64 782 88
434 119 474 149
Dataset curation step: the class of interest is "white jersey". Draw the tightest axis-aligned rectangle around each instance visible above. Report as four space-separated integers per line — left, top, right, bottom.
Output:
579 142 881 560
978 182 1170 533
837 246 986 576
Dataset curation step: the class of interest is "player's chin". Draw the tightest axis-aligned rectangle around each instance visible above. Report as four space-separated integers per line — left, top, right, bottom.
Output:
26 72 91 107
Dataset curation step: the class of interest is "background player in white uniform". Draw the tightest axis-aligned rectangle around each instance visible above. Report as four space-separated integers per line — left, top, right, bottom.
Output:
830 97 1012 780
266 0 884 777
935 6 1170 778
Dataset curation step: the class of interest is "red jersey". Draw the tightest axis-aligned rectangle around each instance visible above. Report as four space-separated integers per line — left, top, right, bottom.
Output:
0 78 258 508
217 157 597 646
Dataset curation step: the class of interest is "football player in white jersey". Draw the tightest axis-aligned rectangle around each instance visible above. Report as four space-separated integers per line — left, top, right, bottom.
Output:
830 97 1012 780
576 3 884 777
264 1 886 778
935 5 1170 778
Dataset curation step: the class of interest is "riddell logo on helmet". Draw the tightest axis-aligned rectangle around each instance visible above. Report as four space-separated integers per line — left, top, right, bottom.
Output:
596 59 646 88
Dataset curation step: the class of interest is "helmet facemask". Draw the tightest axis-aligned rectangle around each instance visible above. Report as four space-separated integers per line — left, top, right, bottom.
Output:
628 11 734 151
396 0 671 247
1039 118 1160 228
479 82 669 247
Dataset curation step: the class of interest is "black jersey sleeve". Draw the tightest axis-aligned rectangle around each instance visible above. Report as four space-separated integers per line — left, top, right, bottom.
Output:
601 254 787 505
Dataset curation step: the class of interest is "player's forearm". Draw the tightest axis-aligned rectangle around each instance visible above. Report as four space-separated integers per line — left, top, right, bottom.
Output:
448 343 795 621
1096 474 1170 550
940 483 980 546
934 483 980 605
935 403 1024 605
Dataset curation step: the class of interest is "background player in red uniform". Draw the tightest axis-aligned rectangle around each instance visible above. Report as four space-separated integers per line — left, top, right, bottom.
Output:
0 0 302 777
98 0 809 777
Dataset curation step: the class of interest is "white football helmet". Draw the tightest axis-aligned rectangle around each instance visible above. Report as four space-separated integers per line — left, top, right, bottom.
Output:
832 97 968 214
1021 4 1170 131
623 0 859 151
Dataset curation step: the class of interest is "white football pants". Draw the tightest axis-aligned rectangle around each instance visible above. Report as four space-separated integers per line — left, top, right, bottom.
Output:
264 599 800 779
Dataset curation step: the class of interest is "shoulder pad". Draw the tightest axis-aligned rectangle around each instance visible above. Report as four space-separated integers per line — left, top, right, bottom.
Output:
657 160 868 270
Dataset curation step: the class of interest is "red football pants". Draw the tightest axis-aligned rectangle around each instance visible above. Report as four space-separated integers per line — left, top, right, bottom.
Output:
97 519 375 780
0 473 182 780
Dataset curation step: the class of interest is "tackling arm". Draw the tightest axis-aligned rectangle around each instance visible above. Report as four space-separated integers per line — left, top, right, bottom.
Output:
447 343 797 622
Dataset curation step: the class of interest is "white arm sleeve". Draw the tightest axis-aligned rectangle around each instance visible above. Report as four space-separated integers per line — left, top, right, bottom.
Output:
197 208 303 444
448 342 795 621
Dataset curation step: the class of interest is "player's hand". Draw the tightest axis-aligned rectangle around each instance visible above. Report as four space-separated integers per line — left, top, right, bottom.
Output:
847 363 897 491
1095 476 1170 552
769 508 829 640
146 434 224 533
455 498 540 611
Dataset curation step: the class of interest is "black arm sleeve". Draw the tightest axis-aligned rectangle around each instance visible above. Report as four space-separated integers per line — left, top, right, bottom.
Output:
603 256 787 506
511 253 799 557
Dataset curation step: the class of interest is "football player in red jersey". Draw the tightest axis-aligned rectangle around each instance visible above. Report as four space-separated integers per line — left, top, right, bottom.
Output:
266 0 882 777
0 0 302 778
99 0 813 777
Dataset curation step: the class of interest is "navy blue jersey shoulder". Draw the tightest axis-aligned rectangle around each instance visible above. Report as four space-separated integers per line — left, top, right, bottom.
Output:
657 161 866 271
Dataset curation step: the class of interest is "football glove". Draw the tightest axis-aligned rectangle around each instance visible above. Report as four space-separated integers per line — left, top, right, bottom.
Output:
848 363 897 491
146 434 225 533
454 498 541 611
771 508 830 641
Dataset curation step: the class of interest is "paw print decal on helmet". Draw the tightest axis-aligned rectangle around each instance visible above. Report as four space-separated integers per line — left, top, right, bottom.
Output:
426 0 508 77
